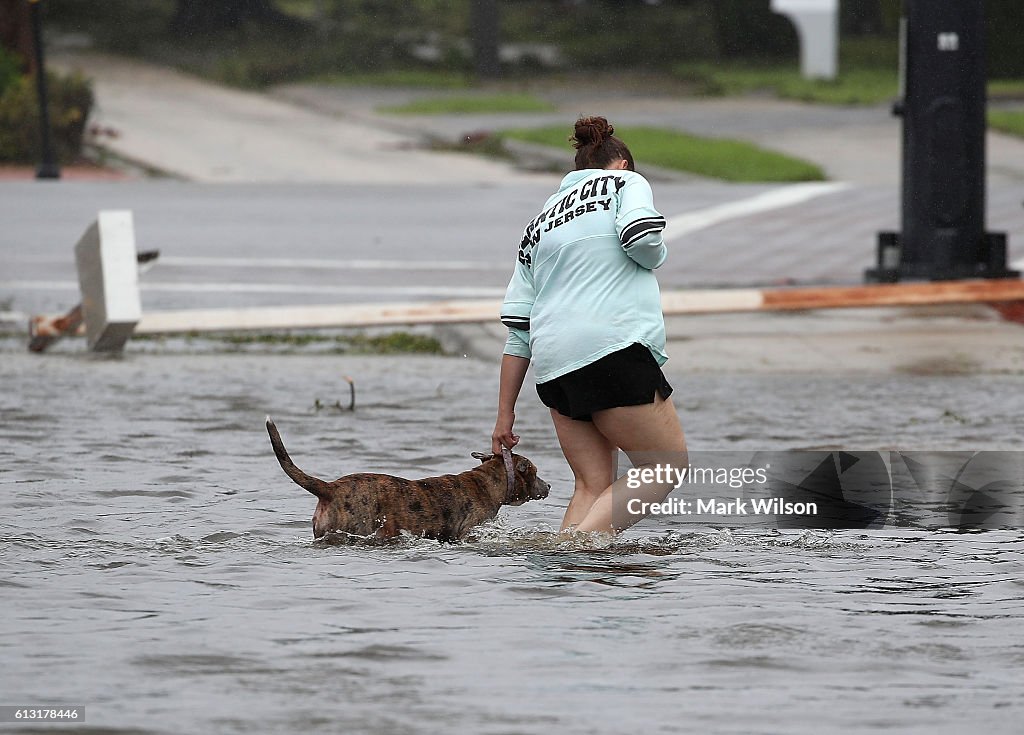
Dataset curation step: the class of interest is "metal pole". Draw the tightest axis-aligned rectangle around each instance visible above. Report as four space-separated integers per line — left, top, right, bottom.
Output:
868 0 1017 282
469 0 501 79
29 0 61 180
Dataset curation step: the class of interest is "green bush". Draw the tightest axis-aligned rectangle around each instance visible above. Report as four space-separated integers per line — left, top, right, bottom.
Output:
709 0 799 60
0 48 22 96
544 2 721 69
380 93 556 115
988 0 1024 78
0 70 94 164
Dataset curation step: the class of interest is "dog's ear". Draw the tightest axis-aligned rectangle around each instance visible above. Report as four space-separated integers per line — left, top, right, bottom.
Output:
471 452 492 463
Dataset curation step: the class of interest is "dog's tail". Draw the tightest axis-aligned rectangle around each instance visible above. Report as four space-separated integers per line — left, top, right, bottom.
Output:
266 416 331 499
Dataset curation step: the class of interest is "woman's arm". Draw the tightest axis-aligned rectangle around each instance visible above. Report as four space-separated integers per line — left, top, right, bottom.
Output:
492 353 530 453
616 174 667 270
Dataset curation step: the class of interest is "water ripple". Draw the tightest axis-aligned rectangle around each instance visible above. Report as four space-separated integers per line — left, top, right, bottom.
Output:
2 351 1022 734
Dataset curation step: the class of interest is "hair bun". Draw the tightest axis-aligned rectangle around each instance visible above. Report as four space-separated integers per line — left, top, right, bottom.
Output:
572 116 614 149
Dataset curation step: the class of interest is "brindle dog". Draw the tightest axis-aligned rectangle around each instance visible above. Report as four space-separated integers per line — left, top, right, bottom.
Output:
267 418 550 541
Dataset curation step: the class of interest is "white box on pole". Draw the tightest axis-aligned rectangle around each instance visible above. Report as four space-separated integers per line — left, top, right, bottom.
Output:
74 210 141 352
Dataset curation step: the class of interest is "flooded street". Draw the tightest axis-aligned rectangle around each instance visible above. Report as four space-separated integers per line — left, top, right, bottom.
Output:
2 343 1022 734
3 3 1024 726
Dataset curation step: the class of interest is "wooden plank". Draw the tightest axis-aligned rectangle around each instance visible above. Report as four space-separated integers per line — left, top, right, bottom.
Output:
661 288 764 314
134 299 504 333
759 279 1024 311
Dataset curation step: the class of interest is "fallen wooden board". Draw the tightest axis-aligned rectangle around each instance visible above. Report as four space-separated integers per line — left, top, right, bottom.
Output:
662 278 1024 314
32 279 1024 339
135 279 1024 333
133 299 504 333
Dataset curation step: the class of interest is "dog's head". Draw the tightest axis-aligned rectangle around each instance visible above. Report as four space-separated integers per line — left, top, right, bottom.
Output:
474 451 550 506
511 454 551 505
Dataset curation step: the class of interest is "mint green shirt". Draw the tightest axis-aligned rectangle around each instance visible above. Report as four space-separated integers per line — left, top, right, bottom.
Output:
500 169 669 383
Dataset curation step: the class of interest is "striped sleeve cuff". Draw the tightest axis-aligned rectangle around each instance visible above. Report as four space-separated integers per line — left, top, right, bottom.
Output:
500 315 530 331
620 216 667 249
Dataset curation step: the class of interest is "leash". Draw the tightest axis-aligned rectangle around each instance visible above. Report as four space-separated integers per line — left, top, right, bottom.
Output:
501 445 516 498
472 447 517 497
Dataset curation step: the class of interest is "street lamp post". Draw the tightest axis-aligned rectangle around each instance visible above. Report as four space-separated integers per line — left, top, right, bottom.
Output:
867 0 1016 281
29 0 61 180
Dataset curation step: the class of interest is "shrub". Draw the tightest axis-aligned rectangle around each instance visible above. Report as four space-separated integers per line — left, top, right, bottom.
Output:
0 47 22 96
0 69 93 163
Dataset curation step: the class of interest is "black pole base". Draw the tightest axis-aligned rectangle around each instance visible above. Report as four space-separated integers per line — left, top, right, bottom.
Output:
35 162 61 180
866 231 1021 283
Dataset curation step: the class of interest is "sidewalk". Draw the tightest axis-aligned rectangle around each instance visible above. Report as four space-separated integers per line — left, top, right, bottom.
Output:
52 51 555 185
59 50 1024 188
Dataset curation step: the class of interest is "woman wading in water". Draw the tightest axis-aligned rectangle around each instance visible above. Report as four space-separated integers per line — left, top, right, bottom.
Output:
492 116 687 534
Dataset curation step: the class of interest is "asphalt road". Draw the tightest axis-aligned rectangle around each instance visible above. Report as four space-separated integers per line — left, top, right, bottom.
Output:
0 179 761 316
1 180 1021 320
2 181 551 315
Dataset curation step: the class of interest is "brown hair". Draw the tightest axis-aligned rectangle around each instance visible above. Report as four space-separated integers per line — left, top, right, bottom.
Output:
571 116 635 171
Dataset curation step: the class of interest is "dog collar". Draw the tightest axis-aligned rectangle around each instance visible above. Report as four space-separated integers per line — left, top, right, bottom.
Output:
501 446 515 498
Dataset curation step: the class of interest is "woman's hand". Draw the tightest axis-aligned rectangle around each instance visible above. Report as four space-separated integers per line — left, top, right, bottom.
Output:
492 411 520 454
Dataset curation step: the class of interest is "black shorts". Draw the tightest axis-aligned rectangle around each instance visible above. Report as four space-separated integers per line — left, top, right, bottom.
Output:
536 343 673 422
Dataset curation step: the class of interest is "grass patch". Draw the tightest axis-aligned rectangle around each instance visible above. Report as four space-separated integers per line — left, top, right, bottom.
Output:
136 330 446 354
215 331 445 354
673 37 901 106
502 125 825 182
347 332 445 354
989 79 1024 100
311 70 472 89
680 63 1024 107
674 62 899 106
989 109 1024 138
381 93 557 115
676 33 1024 108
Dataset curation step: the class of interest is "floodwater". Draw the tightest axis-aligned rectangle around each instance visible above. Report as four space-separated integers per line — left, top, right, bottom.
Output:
2 341 1023 735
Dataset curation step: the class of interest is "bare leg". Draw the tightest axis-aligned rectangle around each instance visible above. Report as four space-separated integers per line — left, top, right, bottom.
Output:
548 409 617 531
574 393 687 534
